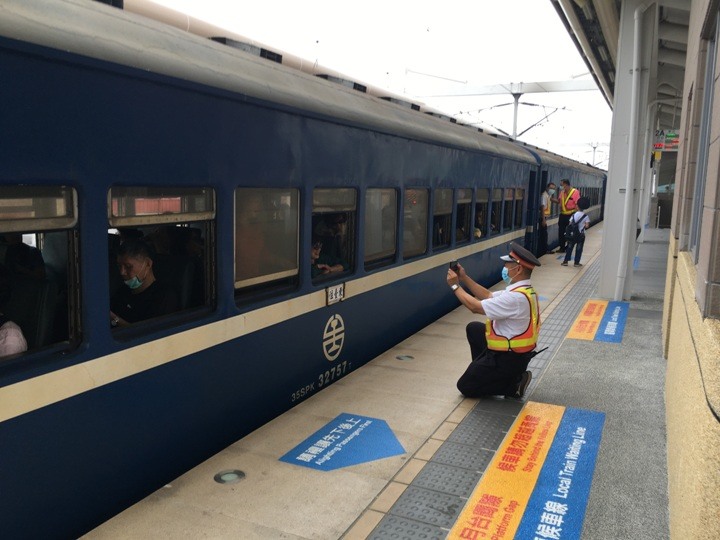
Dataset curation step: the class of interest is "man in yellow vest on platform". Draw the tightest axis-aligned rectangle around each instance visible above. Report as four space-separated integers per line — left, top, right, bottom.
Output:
538 181 557 255
446 242 541 399
558 179 580 253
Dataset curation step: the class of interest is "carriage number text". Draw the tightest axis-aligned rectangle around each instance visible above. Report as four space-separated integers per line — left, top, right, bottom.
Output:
318 361 349 388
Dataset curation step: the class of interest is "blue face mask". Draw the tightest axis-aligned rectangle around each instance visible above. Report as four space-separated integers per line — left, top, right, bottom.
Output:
124 276 143 290
501 267 513 284
123 263 147 290
548 188 556 196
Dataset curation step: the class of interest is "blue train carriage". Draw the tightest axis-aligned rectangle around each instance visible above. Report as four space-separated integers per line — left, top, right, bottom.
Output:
517 143 607 255
0 1 574 537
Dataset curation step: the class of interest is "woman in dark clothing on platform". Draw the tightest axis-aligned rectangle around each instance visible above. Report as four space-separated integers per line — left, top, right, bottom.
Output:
109 239 178 328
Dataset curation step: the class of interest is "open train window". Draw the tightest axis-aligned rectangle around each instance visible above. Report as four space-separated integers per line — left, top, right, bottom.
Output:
514 189 525 229
234 188 299 296
432 188 452 250
490 188 502 235
403 189 428 258
0 185 80 361
455 189 472 244
364 189 397 270
312 188 356 282
474 189 489 239
108 186 215 329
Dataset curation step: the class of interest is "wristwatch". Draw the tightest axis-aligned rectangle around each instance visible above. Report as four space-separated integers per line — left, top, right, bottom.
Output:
451 284 460 291
111 317 119 327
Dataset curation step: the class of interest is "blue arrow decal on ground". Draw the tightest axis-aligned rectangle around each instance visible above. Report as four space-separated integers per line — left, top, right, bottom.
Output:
280 413 405 471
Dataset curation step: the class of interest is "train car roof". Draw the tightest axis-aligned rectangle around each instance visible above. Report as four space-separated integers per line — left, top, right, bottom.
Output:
516 142 606 176
0 0 536 165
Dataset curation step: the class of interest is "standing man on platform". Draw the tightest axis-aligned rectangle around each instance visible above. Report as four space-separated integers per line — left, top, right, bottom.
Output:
558 179 580 253
446 242 541 399
538 182 557 255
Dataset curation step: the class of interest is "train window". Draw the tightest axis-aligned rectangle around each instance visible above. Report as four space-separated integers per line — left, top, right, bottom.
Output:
0 185 80 359
474 189 489 239
433 188 452 250
490 189 502 235
364 189 397 270
455 189 472 244
514 189 525 229
235 188 299 293
312 188 356 282
403 189 428 258
503 189 514 231
108 187 216 328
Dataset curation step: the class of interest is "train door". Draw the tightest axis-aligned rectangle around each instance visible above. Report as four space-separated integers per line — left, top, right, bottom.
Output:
524 168 542 255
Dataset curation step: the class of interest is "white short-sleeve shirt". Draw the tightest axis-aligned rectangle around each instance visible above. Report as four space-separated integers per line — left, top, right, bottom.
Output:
571 210 590 233
481 279 532 338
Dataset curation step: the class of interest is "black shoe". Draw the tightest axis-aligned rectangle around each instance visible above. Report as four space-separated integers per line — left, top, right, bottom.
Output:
560 261 568 266
574 263 583 267
506 371 532 399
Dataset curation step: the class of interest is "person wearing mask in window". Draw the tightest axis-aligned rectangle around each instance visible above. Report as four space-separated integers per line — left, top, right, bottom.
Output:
109 239 178 328
446 242 541 399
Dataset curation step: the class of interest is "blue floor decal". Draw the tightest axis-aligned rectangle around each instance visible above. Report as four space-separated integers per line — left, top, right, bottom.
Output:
280 413 405 471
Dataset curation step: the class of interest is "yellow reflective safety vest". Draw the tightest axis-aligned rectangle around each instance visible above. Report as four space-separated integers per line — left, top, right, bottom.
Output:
560 188 578 215
485 285 540 353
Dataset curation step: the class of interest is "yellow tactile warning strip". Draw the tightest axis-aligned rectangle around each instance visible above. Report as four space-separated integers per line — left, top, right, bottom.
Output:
343 398 476 538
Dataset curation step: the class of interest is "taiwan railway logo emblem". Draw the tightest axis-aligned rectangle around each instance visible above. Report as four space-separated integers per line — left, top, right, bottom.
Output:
322 314 345 361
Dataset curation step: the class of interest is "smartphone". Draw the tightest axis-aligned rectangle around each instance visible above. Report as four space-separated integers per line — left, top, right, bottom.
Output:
449 260 459 272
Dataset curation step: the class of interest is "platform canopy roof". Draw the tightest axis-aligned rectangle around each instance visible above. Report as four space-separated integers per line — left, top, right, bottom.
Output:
551 0 689 130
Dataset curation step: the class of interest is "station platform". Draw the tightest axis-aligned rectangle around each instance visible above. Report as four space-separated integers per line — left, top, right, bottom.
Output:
84 225 670 539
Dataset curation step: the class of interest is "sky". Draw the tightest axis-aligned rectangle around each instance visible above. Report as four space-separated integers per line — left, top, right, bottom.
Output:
148 0 613 167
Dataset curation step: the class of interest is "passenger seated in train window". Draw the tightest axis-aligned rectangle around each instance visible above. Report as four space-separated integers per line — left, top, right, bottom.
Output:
313 213 347 260
109 239 179 328
311 239 347 279
474 213 485 239
0 263 27 358
1 233 46 280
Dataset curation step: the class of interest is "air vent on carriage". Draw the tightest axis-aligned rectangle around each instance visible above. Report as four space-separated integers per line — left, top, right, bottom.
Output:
425 112 457 123
315 75 367 93
211 37 283 64
381 97 421 111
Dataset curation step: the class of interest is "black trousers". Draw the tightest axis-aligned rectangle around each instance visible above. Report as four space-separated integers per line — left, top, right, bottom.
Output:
558 213 571 250
538 218 548 255
457 322 533 398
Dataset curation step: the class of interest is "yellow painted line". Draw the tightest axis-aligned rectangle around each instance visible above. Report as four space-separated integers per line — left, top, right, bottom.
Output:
448 401 565 540
0 233 525 424
566 299 608 340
